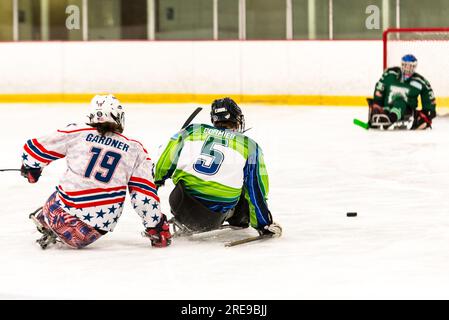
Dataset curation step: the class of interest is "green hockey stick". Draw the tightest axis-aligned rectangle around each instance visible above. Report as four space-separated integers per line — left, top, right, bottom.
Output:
353 118 369 130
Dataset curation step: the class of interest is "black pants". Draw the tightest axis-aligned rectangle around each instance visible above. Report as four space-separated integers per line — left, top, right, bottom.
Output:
169 182 249 232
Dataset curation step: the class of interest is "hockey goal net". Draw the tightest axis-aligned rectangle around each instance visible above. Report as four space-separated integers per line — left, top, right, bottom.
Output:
383 28 449 102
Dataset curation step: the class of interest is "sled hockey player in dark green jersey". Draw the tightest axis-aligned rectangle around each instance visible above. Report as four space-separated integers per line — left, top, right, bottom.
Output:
154 97 282 240
368 54 437 130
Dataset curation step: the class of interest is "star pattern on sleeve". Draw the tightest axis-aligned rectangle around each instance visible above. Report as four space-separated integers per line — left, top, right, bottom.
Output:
83 213 93 222
96 210 106 218
129 184 162 229
108 205 117 214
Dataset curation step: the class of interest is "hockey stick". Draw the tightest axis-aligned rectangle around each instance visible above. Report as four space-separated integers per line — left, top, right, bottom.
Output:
168 217 244 238
353 118 370 130
225 234 273 247
353 97 373 130
0 169 20 172
181 107 203 129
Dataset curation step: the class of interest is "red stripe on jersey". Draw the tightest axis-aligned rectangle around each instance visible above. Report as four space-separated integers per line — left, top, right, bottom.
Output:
32 139 65 158
59 185 127 196
129 186 160 202
23 144 51 164
59 195 126 209
114 132 148 153
129 177 157 189
57 128 97 134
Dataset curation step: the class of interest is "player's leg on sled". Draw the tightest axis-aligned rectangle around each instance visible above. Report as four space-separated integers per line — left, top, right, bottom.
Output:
167 182 249 237
29 192 106 250
367 98 432 130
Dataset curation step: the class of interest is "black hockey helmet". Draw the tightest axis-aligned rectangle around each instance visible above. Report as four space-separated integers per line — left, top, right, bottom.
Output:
210 97 245 132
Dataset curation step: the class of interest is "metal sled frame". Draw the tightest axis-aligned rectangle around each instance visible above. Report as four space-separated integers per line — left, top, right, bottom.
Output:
167 217 273 247
367 98 415 131
168 217 240 238
29 207 61 249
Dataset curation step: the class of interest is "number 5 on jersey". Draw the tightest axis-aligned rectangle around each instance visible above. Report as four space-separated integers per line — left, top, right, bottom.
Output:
193 136 227 176
85 147 122 183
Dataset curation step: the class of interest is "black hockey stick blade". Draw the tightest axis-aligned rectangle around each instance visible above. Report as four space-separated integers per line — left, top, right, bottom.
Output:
0 168 21 172
181 107 203 130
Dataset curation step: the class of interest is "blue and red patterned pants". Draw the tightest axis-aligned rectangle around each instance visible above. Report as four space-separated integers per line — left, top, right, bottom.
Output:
36 192 104 249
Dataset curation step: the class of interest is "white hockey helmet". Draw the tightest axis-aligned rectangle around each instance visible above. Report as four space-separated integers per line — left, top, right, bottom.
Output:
87 94 125 131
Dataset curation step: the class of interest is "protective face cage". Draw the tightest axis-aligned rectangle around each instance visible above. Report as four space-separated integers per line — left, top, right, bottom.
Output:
401 55 417 80
236 114 245 133
401 62 417 79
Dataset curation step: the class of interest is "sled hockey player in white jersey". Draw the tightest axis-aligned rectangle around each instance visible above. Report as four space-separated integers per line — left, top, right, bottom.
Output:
21 94 172 249
155 97 282 239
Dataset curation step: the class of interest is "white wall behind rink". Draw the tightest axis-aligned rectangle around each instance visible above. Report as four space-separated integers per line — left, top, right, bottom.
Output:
1 41 383 96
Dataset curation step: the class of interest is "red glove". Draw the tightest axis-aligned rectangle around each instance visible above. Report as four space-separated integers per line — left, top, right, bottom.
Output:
415 110 432 129
145 214 172 248
21 164 43 184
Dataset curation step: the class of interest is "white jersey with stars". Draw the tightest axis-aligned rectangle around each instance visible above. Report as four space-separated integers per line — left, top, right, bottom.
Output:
22 123 162 232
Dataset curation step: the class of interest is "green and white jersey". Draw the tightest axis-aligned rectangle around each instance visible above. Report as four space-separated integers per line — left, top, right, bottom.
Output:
373 67 436 113
155 123 272 230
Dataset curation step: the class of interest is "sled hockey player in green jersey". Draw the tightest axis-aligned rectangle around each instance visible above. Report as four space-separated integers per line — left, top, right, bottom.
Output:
154 97 282 239
368 54 437 130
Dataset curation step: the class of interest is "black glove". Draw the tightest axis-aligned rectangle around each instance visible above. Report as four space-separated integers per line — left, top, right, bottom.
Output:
155 180 165 189
21 164 42 184
425 109 437 120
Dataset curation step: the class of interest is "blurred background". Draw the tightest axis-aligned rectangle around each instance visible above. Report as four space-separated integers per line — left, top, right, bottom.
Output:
0 0 448 106
1 0 448 42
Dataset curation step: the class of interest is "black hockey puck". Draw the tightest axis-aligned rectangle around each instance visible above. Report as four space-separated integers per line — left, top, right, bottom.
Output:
347 212 357 217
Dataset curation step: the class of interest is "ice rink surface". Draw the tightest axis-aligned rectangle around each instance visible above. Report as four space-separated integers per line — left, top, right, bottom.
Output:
2 103 449 299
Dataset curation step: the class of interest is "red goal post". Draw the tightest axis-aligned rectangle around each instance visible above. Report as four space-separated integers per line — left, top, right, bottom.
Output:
383 27 449 69
383 28 449 106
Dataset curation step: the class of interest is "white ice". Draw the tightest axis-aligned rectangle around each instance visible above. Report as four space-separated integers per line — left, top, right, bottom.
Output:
1 103 449 300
